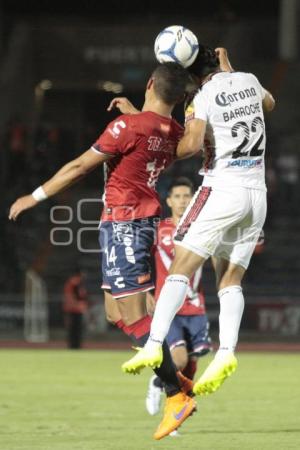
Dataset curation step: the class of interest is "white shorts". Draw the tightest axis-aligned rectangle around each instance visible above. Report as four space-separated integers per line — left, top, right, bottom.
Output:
174 184 267 269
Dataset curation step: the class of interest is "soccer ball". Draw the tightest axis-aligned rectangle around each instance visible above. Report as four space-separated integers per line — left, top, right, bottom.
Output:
154 25 199 68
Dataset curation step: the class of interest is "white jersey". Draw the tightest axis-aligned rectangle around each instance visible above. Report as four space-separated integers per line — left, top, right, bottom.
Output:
185 71 267 190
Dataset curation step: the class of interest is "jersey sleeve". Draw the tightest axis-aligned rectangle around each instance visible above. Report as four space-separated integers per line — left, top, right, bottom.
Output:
92 116 135 156
192 90 209 122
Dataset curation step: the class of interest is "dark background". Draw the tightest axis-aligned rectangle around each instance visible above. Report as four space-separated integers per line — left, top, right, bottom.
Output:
0 0 299 343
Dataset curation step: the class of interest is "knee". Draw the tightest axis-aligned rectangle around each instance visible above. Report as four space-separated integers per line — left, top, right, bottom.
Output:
105 310 133 328
105 306 123 325
218 278 242 292
120 315 133 327
169 248 204 279
169 259 189 277
105 312 117 325
217 270 244 291
176 360 188 372
171 348 188 371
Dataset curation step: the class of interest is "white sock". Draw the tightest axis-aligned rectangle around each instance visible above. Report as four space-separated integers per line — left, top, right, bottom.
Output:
216 285 244 359
146 274 189 347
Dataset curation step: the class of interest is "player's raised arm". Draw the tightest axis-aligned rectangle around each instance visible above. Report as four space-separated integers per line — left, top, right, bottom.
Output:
176 118 206 159
107 97 140 114
215 47 234 72
9 149 111 221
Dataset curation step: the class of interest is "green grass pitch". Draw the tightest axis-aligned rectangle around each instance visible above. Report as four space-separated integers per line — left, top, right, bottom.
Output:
0 350 299 450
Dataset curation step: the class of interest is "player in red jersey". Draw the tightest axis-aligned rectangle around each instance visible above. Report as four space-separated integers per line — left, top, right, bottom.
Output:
145 177 212 418
9 63 198 440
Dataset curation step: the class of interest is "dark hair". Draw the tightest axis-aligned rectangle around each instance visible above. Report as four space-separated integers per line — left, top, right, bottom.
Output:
167 177 194 196
188 44 219 79
152 62 191 105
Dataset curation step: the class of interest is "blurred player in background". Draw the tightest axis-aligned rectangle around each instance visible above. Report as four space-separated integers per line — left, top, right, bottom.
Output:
145 177 212 418
63 267 89 349
9 62 198 440
122 46 275 396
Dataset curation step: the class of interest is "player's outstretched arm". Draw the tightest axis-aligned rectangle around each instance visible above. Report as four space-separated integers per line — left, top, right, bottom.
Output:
215 47 234 73
107 97 140 114
8 149 111 221
176 118 206 159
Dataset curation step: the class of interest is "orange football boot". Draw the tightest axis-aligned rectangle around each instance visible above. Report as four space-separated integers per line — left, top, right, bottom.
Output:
153 392 196 440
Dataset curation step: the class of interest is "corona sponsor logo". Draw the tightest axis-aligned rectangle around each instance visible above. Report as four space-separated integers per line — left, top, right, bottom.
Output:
216 87 257 107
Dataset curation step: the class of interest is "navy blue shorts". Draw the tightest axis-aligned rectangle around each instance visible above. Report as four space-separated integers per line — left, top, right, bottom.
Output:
99 217 158 298
166 314 212 357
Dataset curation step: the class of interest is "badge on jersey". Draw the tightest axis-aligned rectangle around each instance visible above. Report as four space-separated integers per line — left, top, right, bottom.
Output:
185 101 195 123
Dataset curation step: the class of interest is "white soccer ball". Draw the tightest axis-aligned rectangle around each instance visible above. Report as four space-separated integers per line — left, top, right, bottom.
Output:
154 25 199 68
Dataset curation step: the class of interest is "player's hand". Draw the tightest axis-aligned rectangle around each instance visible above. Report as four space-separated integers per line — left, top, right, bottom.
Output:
215 47 234 72
8 195 38 221
107 97 140 114
215 47 228 60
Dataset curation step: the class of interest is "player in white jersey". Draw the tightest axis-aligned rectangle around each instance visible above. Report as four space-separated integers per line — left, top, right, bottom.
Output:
122 45 275 396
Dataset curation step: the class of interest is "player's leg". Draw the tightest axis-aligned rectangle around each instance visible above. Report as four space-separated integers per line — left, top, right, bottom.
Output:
118 292 182 393
181 314 212 383
144 292 164 415
121 184 249 431
146 245 206 346
100 217 159 368
140 185 248 364
215 257 246 290
145 315 195 418
104 290 127 332
213 188 267 359
186 313 212 370
215 258 246 357
167 315 201 380
100 219 196 438
194 188 267 395
122 184 227 371
193 259 244 395
171 346 189 372
145 315 184 416
182 356 198 381
167 315 189 372
122 245 205 372
114 283 192 392
118 292 196 439
145 315 196 417
145 374 164 416
166 321 195 395
125 247 206 375
105 287 188 422
114 290 196 411
116 291 148 325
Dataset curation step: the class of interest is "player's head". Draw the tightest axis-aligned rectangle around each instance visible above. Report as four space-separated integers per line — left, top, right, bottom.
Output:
188 44 220 81
146 62 191 106
166 177 194 219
